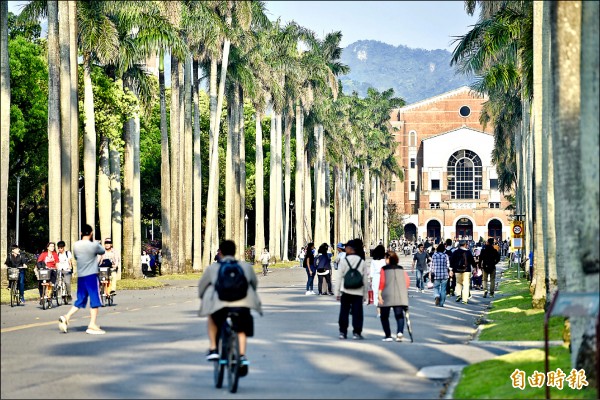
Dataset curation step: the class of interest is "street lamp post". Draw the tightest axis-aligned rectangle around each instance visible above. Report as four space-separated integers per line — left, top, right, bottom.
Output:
78 175 84 235
244 214 249 248
15 176 21 246
290 201 295 257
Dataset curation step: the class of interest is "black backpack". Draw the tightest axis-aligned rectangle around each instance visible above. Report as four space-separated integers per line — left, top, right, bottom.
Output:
344 258 364 289
214 260 248 302
453 250 468 273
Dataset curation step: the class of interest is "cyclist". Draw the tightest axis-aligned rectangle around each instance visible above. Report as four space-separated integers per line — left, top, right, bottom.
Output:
198 240 262 376
58 224 106 335
99 238 119 296
37 242 59 302
4 244 28 304
56 241 73 302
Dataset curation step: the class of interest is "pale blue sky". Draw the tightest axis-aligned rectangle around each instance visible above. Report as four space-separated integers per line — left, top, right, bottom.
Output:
264 1 478 51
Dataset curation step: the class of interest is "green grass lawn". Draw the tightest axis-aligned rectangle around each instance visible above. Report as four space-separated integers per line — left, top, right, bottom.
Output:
454 345 597 399
478 267 564 341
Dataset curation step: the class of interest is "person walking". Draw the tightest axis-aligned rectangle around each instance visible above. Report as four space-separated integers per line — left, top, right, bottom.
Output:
479 238 501 298
450 240 477 304
260 248 270 276
315 243 334 295
370 244 386 317
303 243 316 295
334 239 369 340
429 243 450 307
4 244 28 304
140 250 151 278
298 247 306 269
411 243 430 292
58 224 106 335
56 241 73 302
378 251 410 341
445 238 456 296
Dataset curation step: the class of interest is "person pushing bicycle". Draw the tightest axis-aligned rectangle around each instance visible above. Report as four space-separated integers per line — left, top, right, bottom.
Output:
198 240 262 376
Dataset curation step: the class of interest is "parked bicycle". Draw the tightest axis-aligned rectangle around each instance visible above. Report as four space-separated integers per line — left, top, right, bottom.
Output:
98 266 114 307
213 311 244 393
8 267 21 307
38 268 53 310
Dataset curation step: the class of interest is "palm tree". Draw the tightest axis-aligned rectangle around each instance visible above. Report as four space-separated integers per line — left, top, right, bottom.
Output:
0 0 10 267
68 1 78 247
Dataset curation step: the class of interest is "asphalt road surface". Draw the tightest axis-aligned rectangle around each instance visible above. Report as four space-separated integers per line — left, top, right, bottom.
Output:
1 254 510 399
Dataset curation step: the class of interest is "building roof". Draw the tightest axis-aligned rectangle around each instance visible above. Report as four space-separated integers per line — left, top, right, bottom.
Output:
394 86 486 113
421 126 492 142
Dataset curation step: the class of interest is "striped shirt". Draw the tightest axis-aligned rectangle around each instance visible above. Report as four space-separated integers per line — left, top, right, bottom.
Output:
430 251 450 280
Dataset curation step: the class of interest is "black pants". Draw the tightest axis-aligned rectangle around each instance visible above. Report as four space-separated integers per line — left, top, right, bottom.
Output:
447 274 456 295
317 272 332 294
142 263 150 277
338 292 364 336
379 306 408 338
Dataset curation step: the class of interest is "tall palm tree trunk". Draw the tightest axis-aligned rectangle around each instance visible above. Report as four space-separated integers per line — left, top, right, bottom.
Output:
363 165 371 246
0 0 9 265
203 57 217 267
238 88 246 260
132 109 142 278
59 1 71 244
304 150 312 243
254 111 265 261
192 59 201 270
68 1 78 246
159 51 171 272
83 52 98 236
184 56 193 271
48 0 61 242
122 111 135 277
178 63 185 272
226 94 235 240
268 114 276 257
324 160 331 245
383 184 389 247
169 56 180 273
283 113 292 260
276 114 283 260
294 106 304 253
98 136 111 240
110 142 122 279
313 125 322 245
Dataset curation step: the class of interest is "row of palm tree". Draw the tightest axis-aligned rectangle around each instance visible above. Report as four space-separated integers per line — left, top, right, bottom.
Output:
1 1 404 277
452 0 598 381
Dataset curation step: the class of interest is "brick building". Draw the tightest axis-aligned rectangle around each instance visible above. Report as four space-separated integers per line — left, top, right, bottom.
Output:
388 86 511 242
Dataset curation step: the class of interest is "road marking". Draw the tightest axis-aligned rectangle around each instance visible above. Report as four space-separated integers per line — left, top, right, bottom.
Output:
150 305 161 308
128 308 142 311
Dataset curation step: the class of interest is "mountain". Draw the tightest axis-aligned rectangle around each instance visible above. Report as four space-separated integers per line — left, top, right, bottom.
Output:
340 40 473 104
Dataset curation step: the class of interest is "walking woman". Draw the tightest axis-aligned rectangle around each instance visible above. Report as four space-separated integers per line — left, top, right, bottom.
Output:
370 244 386 317
378 251 410 342
141 250 151 278
304 243 316 295
315 243 333 295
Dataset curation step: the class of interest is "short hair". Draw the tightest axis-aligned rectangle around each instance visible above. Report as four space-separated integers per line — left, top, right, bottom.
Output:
57 240 66 248
385 251 399 265
445 238 453 246
437 243 446 253
81 224 93 237
488 238 495 245
219 240 236 257
372 245 386 260
418 243 424 248
317 243 328 255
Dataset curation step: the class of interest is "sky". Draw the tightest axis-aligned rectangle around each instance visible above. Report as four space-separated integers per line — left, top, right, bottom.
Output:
264 1 478 51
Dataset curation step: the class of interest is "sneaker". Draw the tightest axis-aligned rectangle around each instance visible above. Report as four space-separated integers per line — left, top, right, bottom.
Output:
382 337 393 342
58 316 68 333
239 355 249 377
396 332 404 342
20 298 25 304
85 327 106 335
310 291 317 295
339 333 347 340
352 333 364 340
483 291 488 298
490 293 495 298
305 291 312 295
455 296 462 302
468 294 473 300
328 292 334 296
434 296 440 306
462 300 468 305
206 349 219 361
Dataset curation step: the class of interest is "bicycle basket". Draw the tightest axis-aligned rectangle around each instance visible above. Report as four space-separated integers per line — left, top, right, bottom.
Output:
8 268 19 281
98 266 110 280
38 268 50 281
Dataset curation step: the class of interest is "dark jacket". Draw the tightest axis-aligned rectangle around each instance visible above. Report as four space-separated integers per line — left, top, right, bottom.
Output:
450 247 476 273
479 245 500 272
4 254 27 269
315 254 331 272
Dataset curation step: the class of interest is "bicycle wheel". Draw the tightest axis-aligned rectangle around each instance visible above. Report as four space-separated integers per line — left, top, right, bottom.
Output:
101 292 106 307
213 328 226 388
227 331 241 393
42 285 48 310
108 294 113 306
10 281 17 307
55 285 63 307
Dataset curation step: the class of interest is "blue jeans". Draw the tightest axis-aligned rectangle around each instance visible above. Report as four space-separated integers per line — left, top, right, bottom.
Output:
305 268 315 291
433 279 448 306
415 269 424 290
18 269 26 299
299 258 304 268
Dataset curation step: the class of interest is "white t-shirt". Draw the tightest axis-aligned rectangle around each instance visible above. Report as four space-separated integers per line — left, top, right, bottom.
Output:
58 251 73 272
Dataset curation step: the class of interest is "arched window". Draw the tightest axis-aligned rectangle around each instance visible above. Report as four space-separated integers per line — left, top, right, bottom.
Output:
409 130 417 147
447 150 482 199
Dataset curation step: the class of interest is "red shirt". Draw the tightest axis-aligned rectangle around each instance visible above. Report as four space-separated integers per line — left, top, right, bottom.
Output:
38 251 59 269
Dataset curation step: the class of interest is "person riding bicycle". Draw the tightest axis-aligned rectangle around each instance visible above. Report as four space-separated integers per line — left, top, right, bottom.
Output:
198 240 262 377
99 238 119 296
4 244 28 304
56 241 73 302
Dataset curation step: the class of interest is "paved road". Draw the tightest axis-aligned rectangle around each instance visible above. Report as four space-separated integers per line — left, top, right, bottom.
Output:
1 255 513 399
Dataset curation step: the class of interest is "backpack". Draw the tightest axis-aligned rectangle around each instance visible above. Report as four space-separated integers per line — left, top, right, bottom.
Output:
454 250 468 273
316 255 328 273
214 260 248 302
343 258 364 289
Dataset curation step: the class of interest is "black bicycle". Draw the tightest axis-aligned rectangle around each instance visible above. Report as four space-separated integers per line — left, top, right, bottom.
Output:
213 311 241 393
8 268 21 307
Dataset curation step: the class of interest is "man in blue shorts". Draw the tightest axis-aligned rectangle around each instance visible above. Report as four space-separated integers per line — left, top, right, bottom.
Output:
58 224 106 335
